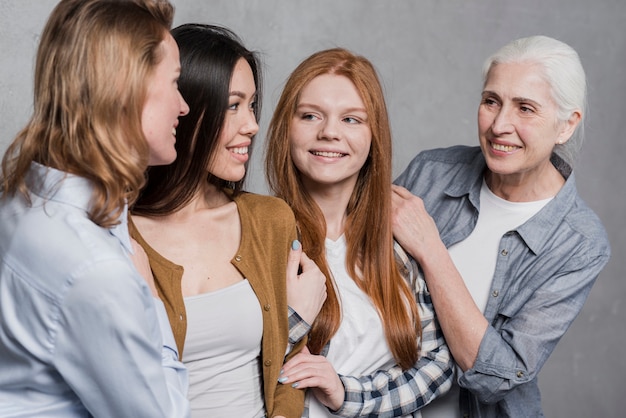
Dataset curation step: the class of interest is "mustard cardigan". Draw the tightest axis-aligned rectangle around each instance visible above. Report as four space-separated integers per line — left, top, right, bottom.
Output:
130 192 305 418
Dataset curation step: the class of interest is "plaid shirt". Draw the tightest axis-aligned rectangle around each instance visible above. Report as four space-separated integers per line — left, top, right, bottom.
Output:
289 242 453 417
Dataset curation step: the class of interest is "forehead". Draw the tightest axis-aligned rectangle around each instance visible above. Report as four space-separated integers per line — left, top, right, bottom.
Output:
484 61 553 103
300 74 364 103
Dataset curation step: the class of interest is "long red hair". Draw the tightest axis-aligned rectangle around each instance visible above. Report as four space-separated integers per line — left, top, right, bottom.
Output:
265 48 420 369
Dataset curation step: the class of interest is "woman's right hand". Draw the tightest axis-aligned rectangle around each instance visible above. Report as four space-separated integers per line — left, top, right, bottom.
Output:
286 240 327 325
279 346 345 411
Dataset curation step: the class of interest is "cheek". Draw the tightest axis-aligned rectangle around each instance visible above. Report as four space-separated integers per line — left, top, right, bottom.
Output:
477 111 492 134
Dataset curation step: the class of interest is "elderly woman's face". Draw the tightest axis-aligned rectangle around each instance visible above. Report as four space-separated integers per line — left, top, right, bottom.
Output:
477 62 574 182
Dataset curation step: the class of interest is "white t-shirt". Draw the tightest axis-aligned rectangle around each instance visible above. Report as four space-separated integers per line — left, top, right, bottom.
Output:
422 181 551 418
308 235 402 417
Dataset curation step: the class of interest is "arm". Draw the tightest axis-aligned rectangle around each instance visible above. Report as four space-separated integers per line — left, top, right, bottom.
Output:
392 185 610 403
285 239 325 353
279 245 454 417
286 240 327 327
392 185 487 371
460 251 608 403
53 259 189 418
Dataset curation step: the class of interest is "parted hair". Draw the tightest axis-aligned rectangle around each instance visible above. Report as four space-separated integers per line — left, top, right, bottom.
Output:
265 48 420 369
1 0 174 227
132 24 262 216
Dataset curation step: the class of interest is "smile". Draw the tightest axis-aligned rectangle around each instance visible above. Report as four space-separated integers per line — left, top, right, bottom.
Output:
230 146 248 155
490 142 519 152
311 151 345 158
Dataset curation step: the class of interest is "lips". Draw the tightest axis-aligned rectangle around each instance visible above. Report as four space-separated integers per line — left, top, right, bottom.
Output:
490 141 520 152
230 146 249 155
311 150 345 158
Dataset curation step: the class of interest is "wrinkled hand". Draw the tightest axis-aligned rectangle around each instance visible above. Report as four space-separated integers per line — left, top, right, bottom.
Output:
130 238 158 297
279 346 345 411
391 185 442 263
286 240 327 325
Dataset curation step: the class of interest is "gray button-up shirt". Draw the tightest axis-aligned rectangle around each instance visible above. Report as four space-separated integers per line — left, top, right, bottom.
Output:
395 145 610 417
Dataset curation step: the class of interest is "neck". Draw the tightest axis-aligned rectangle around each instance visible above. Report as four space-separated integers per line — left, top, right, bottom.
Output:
305 182 354 241
485 163 565 202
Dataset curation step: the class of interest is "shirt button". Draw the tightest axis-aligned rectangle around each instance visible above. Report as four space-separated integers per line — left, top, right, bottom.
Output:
234 255 242 262
492 290 499 297
264 360 272 367
179 314 184 321
500 249 508 256
264 304 271 311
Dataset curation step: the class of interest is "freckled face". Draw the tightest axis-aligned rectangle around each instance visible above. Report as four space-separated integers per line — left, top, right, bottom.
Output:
478 61 573 181
289 74 371 194
141 33 189 166
209 58 259 182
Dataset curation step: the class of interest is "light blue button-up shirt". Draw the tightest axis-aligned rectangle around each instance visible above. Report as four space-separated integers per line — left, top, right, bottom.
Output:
395 146 611 418
0 162 190 417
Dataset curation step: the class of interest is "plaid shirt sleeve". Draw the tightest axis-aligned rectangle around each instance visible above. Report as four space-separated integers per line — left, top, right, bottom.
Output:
286 306 312 355
330 243 454 417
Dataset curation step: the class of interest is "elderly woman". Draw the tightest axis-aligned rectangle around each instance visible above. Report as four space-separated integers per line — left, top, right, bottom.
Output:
392 35 610 417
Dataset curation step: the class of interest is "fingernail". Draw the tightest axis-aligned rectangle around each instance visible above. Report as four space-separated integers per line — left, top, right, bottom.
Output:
292 382 299 388
279 369 284 375
291 240 301 250
278 377 288 383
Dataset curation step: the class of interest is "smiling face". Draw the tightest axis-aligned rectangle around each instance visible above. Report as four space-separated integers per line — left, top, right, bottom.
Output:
208 57 259 182
289 73 372 195
478 61 580 190
141 33 189 166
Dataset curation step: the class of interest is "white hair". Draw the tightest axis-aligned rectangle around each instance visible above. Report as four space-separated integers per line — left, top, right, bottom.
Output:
482 35 587 167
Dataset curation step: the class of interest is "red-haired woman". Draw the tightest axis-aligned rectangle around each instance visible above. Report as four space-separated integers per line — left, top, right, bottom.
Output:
265 48 453 417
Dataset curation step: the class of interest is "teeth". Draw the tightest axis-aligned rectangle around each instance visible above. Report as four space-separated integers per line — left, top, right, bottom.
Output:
231 147 248 155
172 128 176 136
491 143 518 152
312 151 344 158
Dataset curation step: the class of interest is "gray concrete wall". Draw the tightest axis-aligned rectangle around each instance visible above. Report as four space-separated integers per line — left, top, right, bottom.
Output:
1 1 624 416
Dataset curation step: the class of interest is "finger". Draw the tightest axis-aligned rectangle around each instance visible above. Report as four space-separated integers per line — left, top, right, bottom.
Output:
391 184 413 198
299 251 319 272
286 239 302 280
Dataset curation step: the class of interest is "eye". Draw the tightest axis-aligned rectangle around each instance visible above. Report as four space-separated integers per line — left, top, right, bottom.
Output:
519 104 535 114
481 97 498 107
300 113 319 121
228 102 239 111
343 116 361 124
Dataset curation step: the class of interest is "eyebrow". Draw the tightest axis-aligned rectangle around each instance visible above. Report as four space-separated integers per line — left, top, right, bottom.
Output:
229 90 256 99
482 90 543 108
296 102 367 114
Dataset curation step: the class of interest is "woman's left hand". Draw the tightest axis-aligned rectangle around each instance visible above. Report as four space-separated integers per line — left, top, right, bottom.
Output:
278 346 345 411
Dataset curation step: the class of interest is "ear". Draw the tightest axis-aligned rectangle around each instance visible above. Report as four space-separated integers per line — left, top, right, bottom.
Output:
556 110 582 144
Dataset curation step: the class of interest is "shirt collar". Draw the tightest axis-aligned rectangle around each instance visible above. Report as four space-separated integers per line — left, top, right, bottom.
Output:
26 162 133 253
444 151 578 254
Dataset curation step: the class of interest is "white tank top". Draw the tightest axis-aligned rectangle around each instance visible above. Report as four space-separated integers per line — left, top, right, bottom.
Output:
183 279 265 418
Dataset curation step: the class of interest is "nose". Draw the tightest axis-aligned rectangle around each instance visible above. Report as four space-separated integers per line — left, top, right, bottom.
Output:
318 118 340 141
241 108 259 137
179 91 189 116
491 105 514 135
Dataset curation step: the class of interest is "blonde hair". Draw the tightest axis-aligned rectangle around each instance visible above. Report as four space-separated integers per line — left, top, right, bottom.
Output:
266 48 420 369
1 0 174 227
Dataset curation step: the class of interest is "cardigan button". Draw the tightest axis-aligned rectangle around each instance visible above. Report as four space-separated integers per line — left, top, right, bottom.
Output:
234 255 242 262
492 290 499 297
264 304 271 311
264 360 272 367
516 370 524 378
500 249 508 256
